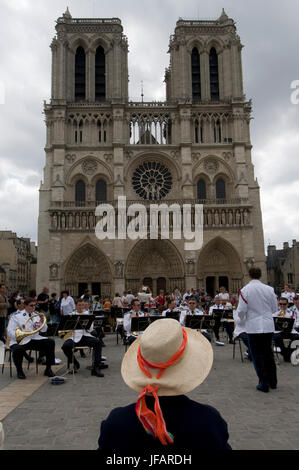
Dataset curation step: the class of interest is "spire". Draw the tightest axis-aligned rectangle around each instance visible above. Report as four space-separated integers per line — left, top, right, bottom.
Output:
63 6 72 19
219 8 229 24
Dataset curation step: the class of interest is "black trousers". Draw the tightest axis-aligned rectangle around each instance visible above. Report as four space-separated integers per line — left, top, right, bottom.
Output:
62 335 102 367
273 332 299 360
247 333 277 387
213 321 233 341
10 338 55 371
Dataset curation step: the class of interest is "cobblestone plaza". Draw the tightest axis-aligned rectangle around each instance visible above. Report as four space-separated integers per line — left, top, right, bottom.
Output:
1 333 299 451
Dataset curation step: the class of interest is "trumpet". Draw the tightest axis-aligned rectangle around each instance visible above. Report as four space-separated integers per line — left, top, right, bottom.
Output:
15 313 47 345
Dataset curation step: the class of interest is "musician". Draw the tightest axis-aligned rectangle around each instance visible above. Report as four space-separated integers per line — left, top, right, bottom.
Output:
289 296 299 331
235 267 278 393
281 285 296 306
220 299 234 344
180 297 211 342
273 297 299 362
137 287 151 311
218 286 230 301
123 299 146 345
209 296 225 346
7 297 55 379
162 299 181 317
61 299 105 377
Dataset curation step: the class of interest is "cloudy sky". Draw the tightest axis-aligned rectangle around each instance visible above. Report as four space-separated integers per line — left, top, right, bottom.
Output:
0 0 298 252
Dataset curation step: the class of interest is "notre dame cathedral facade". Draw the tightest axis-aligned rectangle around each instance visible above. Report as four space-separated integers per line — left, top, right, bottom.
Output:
36 8 266 298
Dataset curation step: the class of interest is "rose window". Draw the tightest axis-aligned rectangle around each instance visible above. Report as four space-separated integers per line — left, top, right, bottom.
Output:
132 162 172 200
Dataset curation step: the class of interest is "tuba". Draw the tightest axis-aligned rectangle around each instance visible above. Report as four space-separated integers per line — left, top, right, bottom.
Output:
15 313 47 345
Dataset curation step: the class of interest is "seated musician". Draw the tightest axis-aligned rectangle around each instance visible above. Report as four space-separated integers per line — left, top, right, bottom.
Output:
289 296 299 332
162 299 181 317
233 310 251 361
61 299 105 377
7 297 55 379
281 285 296 307
220 299 234 344
180 297 211 342
273 297 299 362
123 299 146 346
209 296 225 346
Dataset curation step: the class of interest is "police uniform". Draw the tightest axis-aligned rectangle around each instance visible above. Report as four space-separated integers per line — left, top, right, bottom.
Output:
7 310 55 375
235 279 278 391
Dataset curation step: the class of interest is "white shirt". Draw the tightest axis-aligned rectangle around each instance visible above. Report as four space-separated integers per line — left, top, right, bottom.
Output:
209 304 224 315
235 279 277 334
69 309 94 343
179 308 203 326
233 309 246 338
123 310 146 336
137 292 151 304
281 291 296 304
218 292 230 300
61 296 76 315
183 292 191 302
289 305 299 328
7 310 48 347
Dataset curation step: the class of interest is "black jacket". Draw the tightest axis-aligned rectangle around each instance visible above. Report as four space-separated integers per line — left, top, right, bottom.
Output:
98 395 231 453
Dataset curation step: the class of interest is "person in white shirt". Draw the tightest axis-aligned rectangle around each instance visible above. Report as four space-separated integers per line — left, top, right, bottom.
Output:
61 299 105 377
209 296 224 345
126 290 135 307
123 299 146 345
162 299 181 317
182 289 191 302
235 267 278 393
281 285 296 306
218 287 230 301
137 287 152 310
7 297 55 379
180 297 211 342
60 291 76 316
273 297 299 362
289 296 299 331
220 299 234 344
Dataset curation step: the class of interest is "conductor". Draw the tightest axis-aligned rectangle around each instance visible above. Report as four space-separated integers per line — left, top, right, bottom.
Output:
235 267 278 393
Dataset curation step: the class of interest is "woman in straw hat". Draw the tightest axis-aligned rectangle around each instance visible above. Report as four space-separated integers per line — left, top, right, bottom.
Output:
98 319 231 453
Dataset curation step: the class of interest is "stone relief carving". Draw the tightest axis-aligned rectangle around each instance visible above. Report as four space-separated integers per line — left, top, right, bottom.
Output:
204 158 219 174
82 159 98 175
65 154 76 164
192 152 201 163
104 153 113 163
185 259 195 275
49 264 59 279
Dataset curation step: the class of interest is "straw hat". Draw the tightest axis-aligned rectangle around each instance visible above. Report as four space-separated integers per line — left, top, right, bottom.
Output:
121 318 213 396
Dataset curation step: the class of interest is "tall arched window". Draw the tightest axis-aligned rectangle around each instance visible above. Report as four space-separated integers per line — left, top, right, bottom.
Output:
197 179 206 200
216 178 226 200
209 47 219 101
95 46 106 101
191 48 201 101
96 179 107 202
75 46 86 101
75 180 86 205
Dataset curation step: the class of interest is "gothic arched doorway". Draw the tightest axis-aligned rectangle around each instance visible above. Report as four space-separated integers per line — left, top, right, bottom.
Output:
125 240 185 295
197 237 243 296
63 243 112 297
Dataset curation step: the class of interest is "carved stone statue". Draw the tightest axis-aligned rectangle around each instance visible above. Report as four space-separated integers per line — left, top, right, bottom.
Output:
214 210 219 226
50 264 58 279
221 210 226 225
185 259 195 275
235 209 241 225
114 261 124 278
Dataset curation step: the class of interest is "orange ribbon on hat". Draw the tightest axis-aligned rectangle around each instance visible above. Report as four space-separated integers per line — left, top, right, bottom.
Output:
135 327 188 445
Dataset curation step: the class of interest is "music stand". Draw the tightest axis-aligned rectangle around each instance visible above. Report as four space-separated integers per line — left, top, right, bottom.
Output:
165 311 180 321
185 315 216 331
130 316 150 335
45 322 60 337
58 315 95 380
274 317 294 333
222 309 234 321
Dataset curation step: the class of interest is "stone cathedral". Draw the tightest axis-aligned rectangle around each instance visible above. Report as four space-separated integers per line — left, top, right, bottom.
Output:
36 8 266 298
